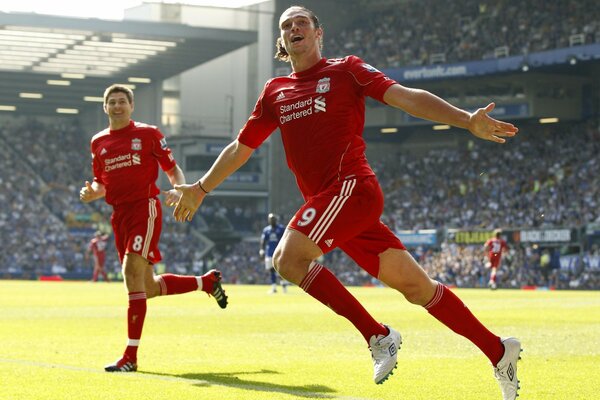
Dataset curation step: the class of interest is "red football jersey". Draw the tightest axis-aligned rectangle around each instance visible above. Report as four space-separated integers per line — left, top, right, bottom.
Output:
237 56 396 197
88 236 109 257
90 120 176 206
484 237 508 259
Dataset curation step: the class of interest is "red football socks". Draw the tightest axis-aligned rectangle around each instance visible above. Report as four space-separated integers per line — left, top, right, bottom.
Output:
124 291 147 361
157 274 199 295
300 263 387 342
425 283 504 365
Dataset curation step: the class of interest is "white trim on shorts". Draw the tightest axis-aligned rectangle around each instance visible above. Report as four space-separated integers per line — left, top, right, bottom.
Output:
308 178 356 245
141 198 158 259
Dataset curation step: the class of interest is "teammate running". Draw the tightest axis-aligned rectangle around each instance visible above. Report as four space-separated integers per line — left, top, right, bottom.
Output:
80 84 228 373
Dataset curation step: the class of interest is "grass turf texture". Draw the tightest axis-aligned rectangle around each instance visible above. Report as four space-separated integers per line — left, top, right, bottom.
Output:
1 280 599 399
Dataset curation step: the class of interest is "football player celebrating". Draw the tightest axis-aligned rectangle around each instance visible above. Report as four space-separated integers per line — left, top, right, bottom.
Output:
173 6 521 399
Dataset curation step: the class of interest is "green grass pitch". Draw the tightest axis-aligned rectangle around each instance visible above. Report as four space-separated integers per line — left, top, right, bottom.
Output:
1 280 599 399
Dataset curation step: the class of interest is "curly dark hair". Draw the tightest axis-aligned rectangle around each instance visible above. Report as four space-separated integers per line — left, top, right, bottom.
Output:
274 6 322 63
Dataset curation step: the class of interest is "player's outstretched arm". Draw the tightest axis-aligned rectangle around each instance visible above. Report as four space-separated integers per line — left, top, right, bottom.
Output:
173 139 254 222
383 84 518 143
79 180 106 203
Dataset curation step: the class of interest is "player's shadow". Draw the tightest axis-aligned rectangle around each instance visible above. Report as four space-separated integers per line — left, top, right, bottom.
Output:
140 369 338 398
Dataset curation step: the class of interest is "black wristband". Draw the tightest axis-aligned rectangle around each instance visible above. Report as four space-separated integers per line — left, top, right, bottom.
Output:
197 181 209 194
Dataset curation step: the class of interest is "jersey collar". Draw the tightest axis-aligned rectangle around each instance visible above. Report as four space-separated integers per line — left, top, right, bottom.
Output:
292 58 327 78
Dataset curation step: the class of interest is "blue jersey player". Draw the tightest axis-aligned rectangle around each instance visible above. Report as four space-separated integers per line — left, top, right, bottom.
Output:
260 213 288 293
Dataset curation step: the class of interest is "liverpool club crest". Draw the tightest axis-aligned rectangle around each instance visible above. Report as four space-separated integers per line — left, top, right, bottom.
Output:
316 77 330 93
131 138 142 151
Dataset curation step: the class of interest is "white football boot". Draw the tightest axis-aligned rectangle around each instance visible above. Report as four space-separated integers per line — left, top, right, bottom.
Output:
494 337 522 399
369 325 402 384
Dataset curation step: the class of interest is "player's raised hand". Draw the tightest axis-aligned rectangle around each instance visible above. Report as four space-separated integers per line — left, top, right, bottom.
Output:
173 182 205 222
468 103 518 143
162 189 181 207
80 181 95 202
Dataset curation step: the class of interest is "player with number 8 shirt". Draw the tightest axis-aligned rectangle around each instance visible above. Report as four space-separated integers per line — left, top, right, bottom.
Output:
80 84 228 373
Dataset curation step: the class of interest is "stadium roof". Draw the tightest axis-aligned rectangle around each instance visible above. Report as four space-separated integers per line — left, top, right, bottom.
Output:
0 12 257 115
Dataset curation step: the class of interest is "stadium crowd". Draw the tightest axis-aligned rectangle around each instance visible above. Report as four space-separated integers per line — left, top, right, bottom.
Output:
0 143 70 277
376 120 600 231
1 114 599 289
326 0 600 68
0 118 211 279
269 119 599 290
1 0 598 292
211 239 600 291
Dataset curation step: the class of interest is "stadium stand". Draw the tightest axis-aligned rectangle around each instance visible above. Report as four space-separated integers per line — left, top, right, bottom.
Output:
0 117 208 280
1 0 599 290
326 0 600 68
195 120 600 290
377 121 600 231
1 116 599 289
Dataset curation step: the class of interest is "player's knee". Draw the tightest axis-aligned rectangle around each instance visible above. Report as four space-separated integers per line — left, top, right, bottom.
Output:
272 247 284 274
272 248 301 282
402 290 424 305
398 280 433 305
145 279 161 298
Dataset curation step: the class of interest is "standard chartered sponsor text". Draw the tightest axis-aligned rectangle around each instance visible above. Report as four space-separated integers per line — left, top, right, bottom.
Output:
280 97 313 125
105 153 132 172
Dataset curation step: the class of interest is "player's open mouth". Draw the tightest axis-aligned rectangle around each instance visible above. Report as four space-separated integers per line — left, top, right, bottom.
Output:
291 35 304 44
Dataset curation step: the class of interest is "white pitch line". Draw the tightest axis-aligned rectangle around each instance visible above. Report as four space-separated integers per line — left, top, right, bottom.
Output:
0 358 378 400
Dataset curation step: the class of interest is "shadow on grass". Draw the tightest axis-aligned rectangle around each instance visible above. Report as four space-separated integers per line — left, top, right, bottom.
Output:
140 368 338 398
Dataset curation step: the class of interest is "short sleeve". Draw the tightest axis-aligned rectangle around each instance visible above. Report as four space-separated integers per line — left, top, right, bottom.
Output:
345 55 396 103
152 129 177 171
237 80 279 149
